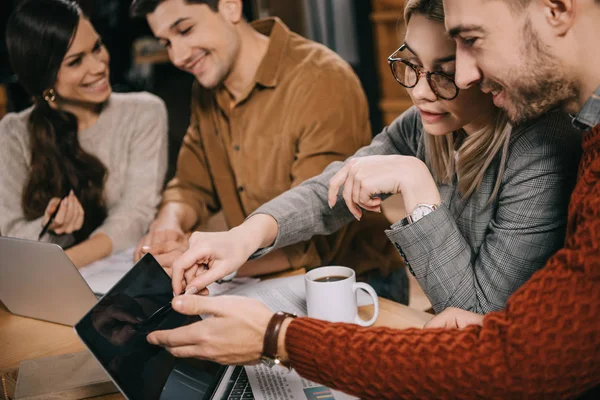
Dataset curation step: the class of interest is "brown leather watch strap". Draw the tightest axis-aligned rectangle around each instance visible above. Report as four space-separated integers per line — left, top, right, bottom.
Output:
262 311 296 360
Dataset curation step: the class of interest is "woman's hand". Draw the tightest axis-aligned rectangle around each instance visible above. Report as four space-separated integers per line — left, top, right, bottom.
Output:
147 295 275 365
327 155 441 220
170 214 278 295
423 307 484 329
170 229 254 295
42 190 85 235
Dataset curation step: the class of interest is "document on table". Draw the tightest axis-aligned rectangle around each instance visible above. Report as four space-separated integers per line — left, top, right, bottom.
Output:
223 274 374 313
218 275 360 400
79 247 136 295
246 363 357 400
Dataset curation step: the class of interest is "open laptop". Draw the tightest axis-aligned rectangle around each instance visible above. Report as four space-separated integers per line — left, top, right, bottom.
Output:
74 253 255 400
0 236 98 326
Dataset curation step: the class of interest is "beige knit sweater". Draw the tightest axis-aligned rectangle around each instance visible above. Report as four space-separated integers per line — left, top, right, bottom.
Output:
0 92 168 253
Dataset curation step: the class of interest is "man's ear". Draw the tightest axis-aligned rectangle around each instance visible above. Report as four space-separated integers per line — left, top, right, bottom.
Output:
219 0 243 24
537 0 575 36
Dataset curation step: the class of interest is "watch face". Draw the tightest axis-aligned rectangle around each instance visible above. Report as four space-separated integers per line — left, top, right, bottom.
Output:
411 205 435 222
413 206 431 220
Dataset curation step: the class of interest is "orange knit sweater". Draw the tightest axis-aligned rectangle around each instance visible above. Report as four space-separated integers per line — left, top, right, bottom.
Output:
285 125 600 399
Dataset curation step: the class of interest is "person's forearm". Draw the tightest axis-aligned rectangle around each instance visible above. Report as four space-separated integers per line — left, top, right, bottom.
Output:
237 248 291 277
154 202 198 233
231 213 280 254
65 233 113 268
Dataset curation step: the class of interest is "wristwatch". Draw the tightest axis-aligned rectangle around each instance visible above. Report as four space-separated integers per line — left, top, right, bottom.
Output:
260 311 297 369
399 203 439 226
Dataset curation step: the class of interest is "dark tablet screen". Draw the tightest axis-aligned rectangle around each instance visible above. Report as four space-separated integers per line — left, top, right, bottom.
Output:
75 254 226 400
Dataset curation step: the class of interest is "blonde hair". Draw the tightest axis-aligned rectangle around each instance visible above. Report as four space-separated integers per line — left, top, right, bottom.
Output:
404 0 512 203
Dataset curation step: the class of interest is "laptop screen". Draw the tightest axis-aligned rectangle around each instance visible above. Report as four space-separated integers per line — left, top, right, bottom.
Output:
75 254 227 400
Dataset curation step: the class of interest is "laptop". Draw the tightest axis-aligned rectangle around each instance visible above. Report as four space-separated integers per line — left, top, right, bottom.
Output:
74 253 255 400
0 236 98 326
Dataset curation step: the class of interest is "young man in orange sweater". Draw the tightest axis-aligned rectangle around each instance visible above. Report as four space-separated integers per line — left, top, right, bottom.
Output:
147 0 600 398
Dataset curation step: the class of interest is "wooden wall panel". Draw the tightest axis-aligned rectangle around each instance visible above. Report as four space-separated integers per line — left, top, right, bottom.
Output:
371 1 412 126
0 85 7 121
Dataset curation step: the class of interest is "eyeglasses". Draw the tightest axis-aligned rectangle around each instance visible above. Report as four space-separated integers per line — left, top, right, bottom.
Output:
387 44 459 101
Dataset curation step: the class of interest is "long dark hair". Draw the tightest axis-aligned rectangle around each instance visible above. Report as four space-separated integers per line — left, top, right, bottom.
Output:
6 0 107 242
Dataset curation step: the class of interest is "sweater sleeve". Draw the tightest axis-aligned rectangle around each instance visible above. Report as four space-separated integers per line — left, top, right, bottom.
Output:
286 237 600 399
92 96 168 252
386 114 581 314
285 133 600 399
0 115 48 241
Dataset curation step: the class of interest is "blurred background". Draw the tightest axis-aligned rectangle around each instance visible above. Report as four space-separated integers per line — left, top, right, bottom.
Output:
0 0 412 179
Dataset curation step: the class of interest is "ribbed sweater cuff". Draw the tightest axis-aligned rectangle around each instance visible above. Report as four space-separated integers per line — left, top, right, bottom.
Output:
285 317 329 382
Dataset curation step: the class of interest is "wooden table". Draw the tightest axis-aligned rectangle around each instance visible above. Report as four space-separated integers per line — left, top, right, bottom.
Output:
0 297 433 398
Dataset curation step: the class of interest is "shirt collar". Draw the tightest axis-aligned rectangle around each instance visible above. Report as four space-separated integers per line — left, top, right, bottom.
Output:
572 85 600 130
251 17 290 89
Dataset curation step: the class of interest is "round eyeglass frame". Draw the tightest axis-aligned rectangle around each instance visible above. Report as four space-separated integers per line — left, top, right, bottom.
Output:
387 44 460 101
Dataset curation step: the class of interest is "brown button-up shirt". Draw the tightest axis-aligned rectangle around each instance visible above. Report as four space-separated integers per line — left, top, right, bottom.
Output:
162 18 401 275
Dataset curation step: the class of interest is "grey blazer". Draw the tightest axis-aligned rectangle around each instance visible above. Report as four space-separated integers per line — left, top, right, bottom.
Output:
253 106 581 314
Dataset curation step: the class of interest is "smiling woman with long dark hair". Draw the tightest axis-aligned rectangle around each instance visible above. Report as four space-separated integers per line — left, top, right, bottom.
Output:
0 0 168 267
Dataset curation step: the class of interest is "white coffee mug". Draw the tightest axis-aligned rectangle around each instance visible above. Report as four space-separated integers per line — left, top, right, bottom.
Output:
305 266 379 326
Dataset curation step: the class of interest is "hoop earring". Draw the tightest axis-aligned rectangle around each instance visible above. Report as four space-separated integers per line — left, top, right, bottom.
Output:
43 89 57 103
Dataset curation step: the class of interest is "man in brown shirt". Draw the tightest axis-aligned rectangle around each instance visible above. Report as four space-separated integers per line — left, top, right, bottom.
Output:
131 0 401 288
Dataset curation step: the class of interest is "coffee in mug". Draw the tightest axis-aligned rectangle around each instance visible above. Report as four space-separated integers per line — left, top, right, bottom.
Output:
313 275 347 283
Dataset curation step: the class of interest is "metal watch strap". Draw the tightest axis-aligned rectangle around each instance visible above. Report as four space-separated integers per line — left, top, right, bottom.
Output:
262 311 296 362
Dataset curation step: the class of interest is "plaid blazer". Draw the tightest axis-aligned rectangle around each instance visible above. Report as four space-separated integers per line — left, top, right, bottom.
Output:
253 106 581 314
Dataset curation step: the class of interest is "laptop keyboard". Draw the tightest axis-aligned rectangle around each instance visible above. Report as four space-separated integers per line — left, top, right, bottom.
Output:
226 368 254 400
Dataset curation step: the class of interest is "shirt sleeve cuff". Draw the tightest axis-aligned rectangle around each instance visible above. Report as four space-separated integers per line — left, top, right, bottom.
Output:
385 204 455 268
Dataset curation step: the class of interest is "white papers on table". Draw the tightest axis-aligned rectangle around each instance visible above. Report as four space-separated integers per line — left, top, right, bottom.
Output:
222 275 308 315
246 363 357 400
79 247 136 294
220 274 374 312
206 277 260 296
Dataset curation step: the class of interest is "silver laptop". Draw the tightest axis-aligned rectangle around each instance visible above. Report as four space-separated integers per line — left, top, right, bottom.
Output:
0 236 98 326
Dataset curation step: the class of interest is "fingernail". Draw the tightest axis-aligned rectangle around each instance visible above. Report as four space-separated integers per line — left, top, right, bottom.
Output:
174 297 184 308
185 286 198 295
142 245 151 252
70 189 74 195
147 334 156 344
328 200 333 209
354 215 361 221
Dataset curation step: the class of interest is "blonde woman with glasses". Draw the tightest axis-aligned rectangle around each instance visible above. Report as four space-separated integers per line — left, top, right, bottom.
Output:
165 0 580 315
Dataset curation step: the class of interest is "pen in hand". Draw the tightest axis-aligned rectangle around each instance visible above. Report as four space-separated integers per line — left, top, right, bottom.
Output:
38 195 67 240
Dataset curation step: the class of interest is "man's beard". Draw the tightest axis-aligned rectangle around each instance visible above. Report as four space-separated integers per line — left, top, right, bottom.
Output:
482 19 579 125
